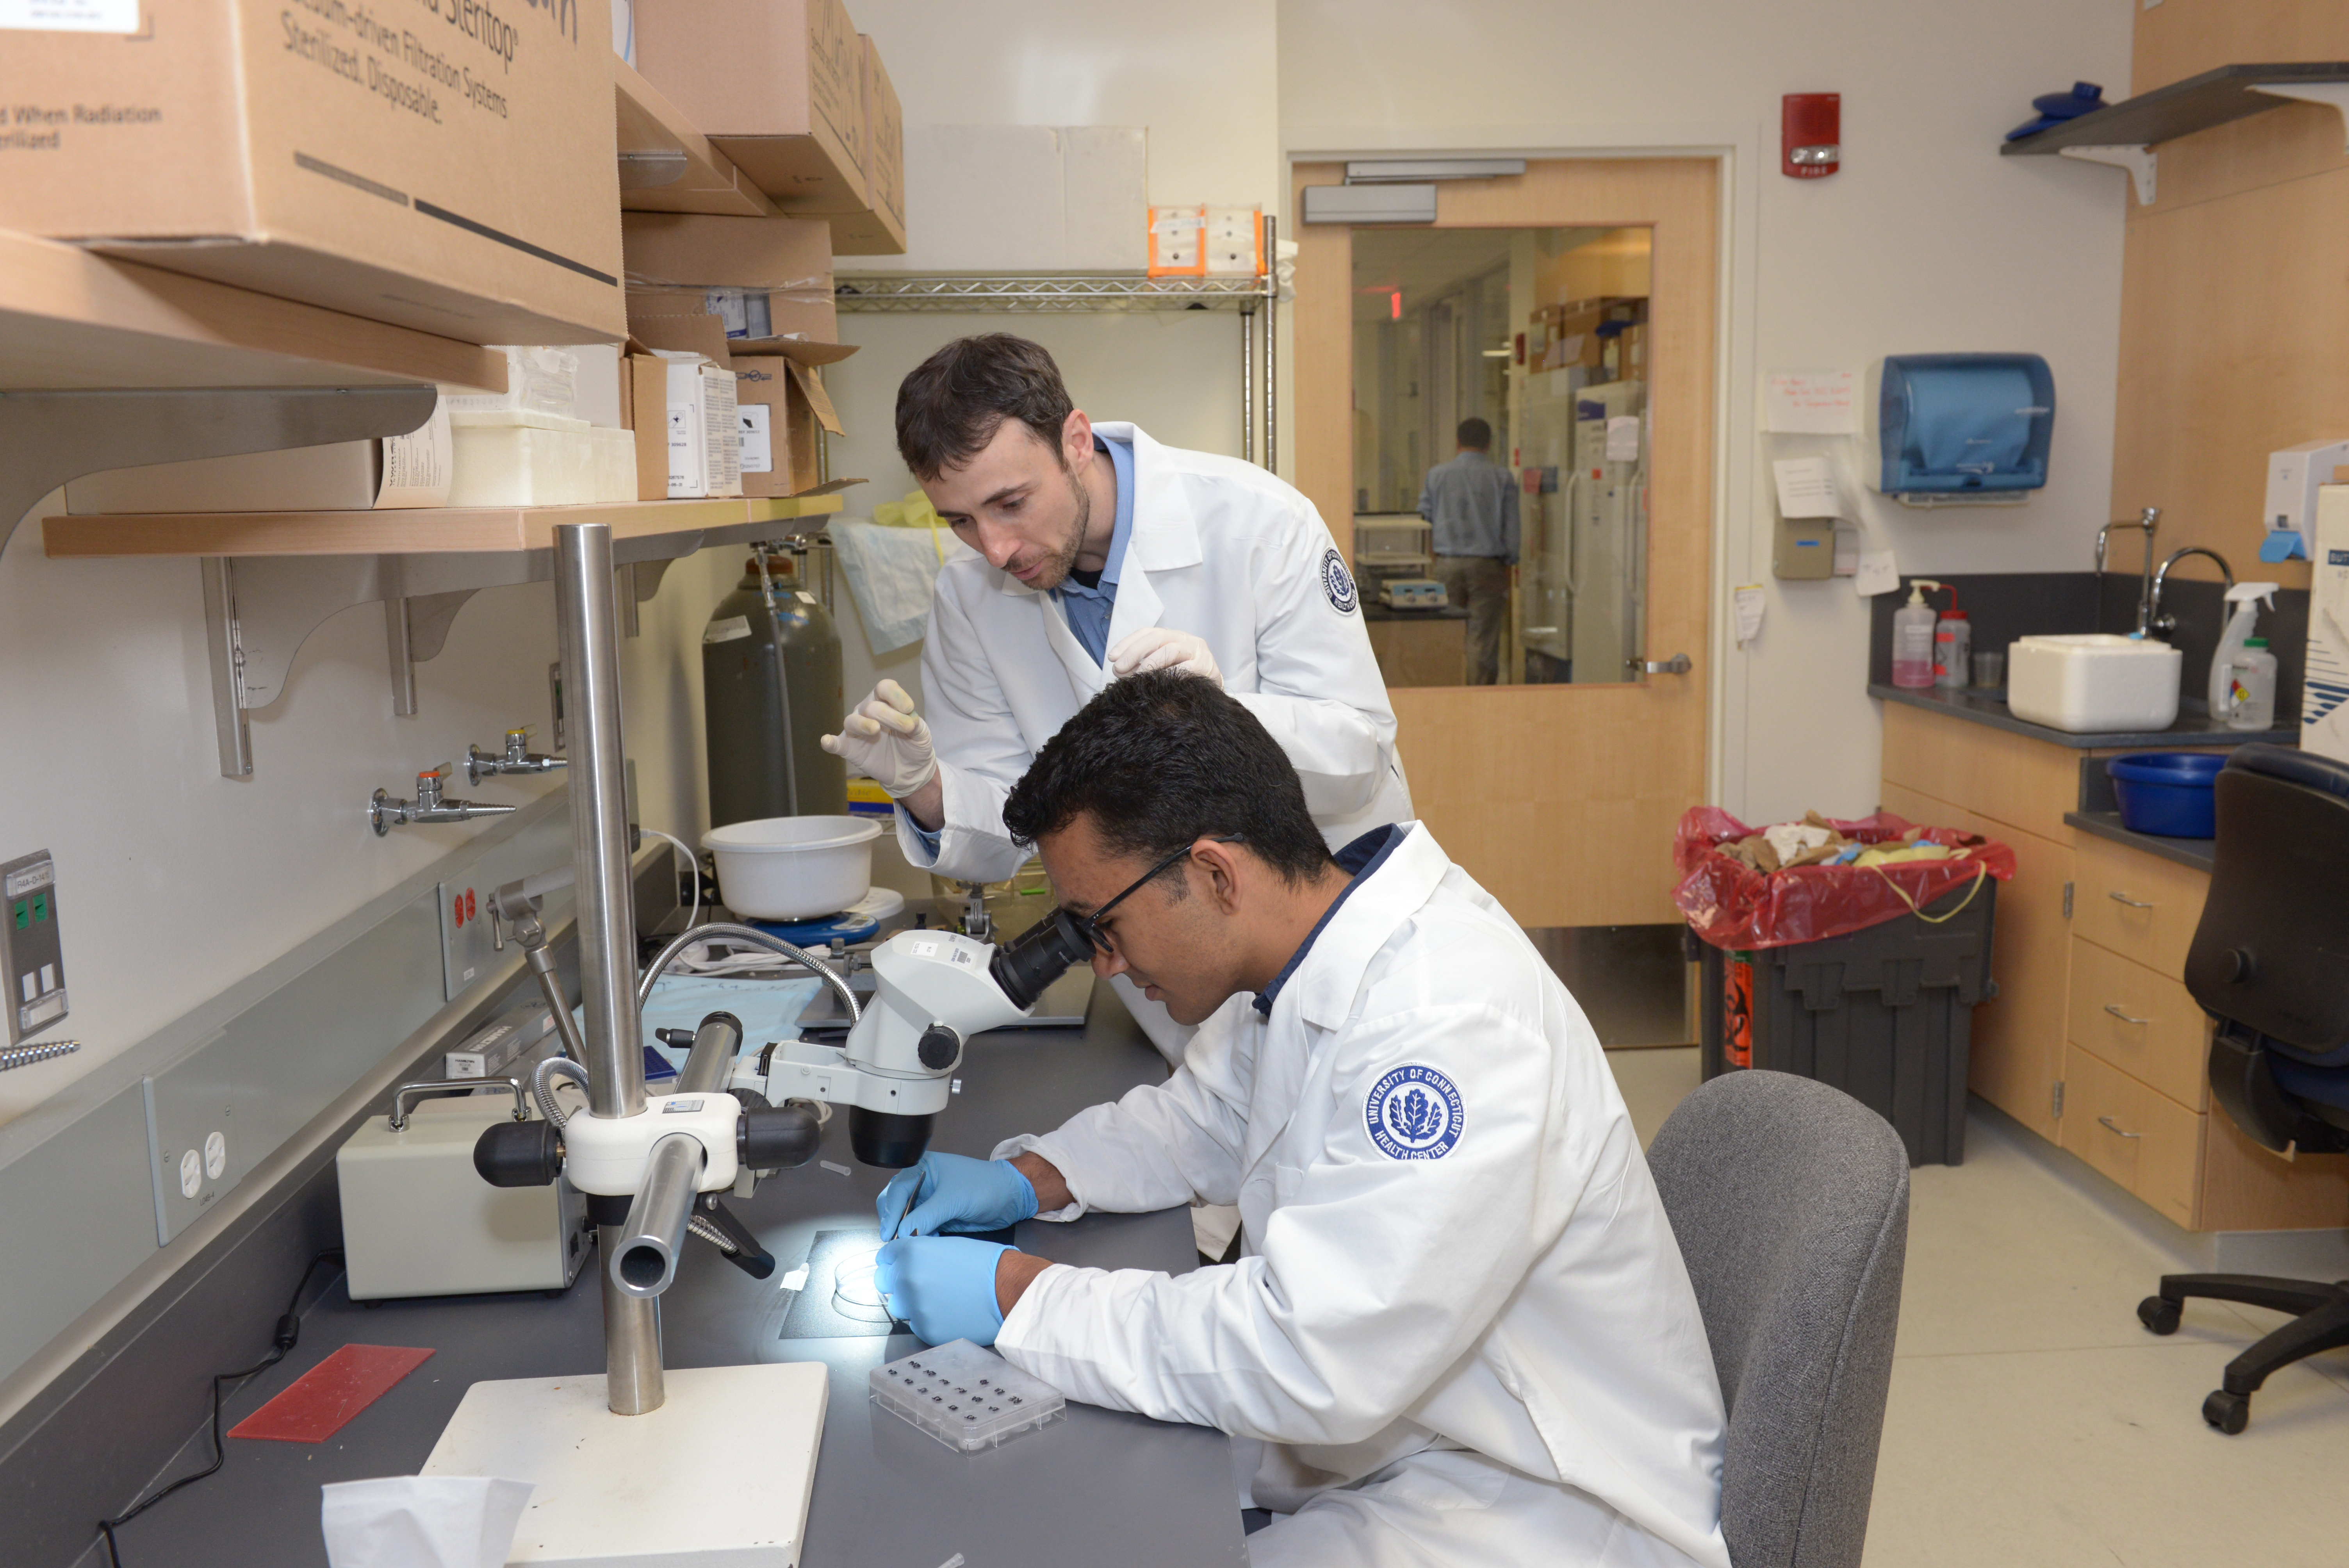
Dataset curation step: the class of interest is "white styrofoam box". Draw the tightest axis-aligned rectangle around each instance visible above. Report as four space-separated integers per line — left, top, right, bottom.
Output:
1203 204 1262 276
442 346 580 418
2006 633 2183 734
448 412 636 507
64 402 451 511
572 342 625 430
1063 127 1149 271
2303 486 2349 764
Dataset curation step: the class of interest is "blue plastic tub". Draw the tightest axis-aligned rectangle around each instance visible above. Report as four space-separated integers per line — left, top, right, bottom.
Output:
2107 752 2225 838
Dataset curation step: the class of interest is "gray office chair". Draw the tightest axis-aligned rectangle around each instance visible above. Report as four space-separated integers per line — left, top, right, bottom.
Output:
1648 1070 1911 1568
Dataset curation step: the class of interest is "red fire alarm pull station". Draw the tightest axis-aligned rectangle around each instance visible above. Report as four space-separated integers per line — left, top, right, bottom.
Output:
1783 93 1840 178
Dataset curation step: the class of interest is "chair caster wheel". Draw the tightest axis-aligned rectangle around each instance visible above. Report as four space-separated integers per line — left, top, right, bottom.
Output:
2202 1390 2249 1434
2137 1296 2181 1335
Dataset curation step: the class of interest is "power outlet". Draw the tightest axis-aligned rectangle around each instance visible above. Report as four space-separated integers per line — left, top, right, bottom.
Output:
1 850 67 1045
439 877 498 1001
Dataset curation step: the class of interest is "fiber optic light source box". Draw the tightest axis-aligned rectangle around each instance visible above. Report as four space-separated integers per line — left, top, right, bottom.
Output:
0 0 627 345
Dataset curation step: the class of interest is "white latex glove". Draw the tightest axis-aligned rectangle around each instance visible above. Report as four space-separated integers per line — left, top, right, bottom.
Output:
1108 627 1223 686
819 679 939 797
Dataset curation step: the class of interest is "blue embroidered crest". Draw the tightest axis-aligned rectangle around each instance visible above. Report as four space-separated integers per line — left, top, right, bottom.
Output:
1320 547 1359 615
1365 1064 1464 1160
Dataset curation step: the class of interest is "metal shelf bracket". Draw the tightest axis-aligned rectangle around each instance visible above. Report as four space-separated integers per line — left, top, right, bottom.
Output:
2251 81 2349 153
2057 144 2156 205
0 387 435 559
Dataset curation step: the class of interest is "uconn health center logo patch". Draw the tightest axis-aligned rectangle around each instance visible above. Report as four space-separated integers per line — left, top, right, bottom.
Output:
1365 1064 1464 1160
1320 547 1359 615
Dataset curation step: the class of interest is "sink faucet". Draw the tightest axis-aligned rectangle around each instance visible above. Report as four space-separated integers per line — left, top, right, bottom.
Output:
2149 547 2235 638
370 764 520 836
2096 507 2160 637
466 726 567 785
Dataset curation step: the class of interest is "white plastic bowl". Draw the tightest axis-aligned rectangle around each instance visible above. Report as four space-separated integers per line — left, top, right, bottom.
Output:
704 815 882 920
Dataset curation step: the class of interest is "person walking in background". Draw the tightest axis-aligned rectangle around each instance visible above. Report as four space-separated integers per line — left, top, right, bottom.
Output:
1417 416 1519 685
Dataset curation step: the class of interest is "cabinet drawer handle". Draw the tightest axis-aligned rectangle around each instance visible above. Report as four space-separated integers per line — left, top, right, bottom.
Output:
2107 890 2154 909
2097 1115 2141 1140
2103 1003 2151 1026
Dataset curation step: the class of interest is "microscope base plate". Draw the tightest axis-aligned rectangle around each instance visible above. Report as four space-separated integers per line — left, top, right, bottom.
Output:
424 1361 827 1565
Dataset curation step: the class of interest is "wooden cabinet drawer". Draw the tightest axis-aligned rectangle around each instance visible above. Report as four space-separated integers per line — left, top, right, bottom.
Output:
1880 704 2082 839
2059 1044 2203 1228
2067 936 2209 1110
2071 834 2209 978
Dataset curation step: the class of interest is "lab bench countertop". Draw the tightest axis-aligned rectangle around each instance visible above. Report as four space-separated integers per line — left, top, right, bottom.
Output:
2064 810 2216 873
97 993 1244 1568
1868 682 2299 750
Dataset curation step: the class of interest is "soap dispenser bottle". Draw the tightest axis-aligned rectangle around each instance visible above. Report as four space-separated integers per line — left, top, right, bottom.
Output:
1893 580 1944 689
2207 581 2279 718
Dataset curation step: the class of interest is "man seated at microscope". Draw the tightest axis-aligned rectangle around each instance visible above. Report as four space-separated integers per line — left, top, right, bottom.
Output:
873 670 1729 1568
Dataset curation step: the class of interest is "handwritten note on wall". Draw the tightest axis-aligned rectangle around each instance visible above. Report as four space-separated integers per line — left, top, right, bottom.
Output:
1764 371 1859 435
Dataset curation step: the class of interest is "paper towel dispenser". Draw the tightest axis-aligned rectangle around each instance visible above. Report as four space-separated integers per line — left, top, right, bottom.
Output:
1864 353 2054 505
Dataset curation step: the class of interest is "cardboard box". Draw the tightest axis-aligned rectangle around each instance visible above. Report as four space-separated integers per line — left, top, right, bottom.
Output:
661 353 741 499
620 342 672 501
64 404 451 512
634 0 865 210
622 212 838 344
1204 207 1263 278
829 34 906 255
734 355 844 497
2304 486 2349 766
1148 206 1206 278
0 0 625 345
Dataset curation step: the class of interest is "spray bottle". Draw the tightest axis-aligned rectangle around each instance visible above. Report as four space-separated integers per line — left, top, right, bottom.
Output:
2208 579 2283 718
1892 579 1945 689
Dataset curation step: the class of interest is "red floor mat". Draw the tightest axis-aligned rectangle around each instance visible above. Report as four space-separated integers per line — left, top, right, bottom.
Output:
228 1344 435 1443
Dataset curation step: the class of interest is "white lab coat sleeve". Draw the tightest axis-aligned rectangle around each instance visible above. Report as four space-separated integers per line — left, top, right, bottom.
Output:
903 581 1039 884
1226 496 1401 823
996 1003 1563 1447
992 1010 1257 1217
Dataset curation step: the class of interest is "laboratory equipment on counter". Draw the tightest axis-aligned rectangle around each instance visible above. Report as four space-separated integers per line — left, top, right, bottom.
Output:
1379 578 1448 610
337 1078 590 1301
2149 545 2234 638
870 1338 1066 1452
1933 610 1970 689
2098 507 2162 637
1864 353 2055 505
2223 640 2278 731
2208 581 2279 719
704 549 847 829
2 849 66 1047
1891 580 1945 689
370 764 520 835
2006 634 2183 733
703 814 882 921
1971 650 2006 690
2262 438 2349 562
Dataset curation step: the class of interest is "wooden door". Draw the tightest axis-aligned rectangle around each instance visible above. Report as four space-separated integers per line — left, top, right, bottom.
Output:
1293 159 1718 926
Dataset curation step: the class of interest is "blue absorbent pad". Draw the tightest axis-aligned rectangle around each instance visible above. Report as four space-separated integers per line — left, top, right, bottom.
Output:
573 976 824 1078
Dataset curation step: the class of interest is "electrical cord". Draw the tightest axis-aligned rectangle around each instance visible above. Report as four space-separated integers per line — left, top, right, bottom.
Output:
98 1248 346 1567
639 827 702 935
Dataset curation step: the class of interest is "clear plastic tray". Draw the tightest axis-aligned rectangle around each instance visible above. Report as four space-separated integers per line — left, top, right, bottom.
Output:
868 1339 1065 1452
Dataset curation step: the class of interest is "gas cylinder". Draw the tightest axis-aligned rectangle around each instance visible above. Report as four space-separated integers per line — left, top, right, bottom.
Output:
703 551 847 827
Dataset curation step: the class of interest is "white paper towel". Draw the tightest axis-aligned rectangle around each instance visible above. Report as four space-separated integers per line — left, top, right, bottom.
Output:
321 1475 533 1568
831 515 968 655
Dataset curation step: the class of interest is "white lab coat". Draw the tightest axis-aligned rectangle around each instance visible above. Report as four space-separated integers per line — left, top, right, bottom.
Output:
900 422 1412 885
992 824 1731 1568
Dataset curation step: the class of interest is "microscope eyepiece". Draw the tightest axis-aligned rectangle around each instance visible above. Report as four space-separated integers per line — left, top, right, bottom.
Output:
989 907 1094 1012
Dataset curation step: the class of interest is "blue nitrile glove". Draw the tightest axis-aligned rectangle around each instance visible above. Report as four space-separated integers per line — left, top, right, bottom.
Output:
875 1236 1012 1347
875 1151 1039 1239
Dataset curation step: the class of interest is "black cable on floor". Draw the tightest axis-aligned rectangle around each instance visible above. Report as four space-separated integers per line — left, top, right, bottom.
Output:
97 1248 345 1568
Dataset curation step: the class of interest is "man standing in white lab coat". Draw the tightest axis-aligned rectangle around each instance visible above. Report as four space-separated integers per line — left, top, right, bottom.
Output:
821 334 1411 1066
872 672 1731 1568
1417 415 1520 686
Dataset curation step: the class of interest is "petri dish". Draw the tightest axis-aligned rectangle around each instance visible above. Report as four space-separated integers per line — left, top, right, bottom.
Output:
833 1249 894 1322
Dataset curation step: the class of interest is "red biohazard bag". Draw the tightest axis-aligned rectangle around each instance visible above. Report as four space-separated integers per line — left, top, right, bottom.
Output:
1672 807 2016 951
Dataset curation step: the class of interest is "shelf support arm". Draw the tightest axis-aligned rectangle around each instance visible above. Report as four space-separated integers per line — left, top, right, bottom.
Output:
0 386 435 559
2056 144 2156 205
2251 82 2349 154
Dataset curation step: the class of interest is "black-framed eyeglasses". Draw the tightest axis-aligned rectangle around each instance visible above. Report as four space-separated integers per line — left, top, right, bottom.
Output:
1074 836 1243 955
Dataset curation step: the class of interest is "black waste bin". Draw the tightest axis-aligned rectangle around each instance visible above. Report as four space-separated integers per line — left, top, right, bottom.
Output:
1690 879 1997 1165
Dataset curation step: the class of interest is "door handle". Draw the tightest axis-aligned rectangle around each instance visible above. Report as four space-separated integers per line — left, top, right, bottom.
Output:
2103 1004 2151 1026
2107 890 2153 909
1631 653 1693 675
2096 1115 2141 1140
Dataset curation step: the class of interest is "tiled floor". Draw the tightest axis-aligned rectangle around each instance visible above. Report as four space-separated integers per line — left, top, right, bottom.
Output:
1605 1047 2349 1568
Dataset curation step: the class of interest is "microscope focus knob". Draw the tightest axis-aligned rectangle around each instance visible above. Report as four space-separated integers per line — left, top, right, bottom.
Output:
918 1023 962 1071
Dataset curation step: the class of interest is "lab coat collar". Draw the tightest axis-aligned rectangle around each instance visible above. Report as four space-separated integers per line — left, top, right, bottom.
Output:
1253 825 1409 1016
1281 823 1449 1033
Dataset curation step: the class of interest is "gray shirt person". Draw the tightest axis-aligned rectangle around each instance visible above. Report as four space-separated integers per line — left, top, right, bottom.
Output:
1416 448 1520 564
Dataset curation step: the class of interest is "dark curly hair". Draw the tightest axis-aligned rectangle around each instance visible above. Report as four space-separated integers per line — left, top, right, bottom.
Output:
895 333 1074 480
